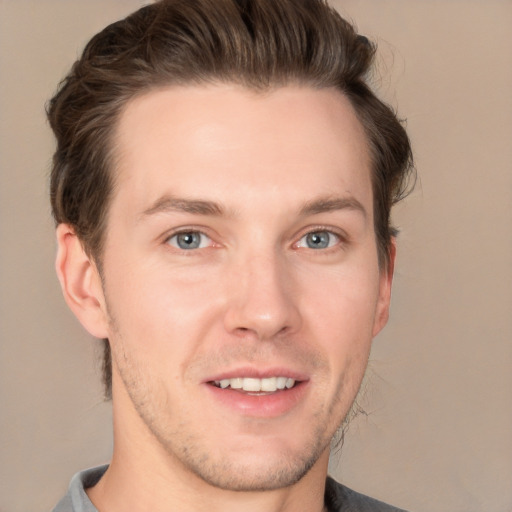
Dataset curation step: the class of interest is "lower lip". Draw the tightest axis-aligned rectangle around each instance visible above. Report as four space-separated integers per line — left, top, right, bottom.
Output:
204 381 309 418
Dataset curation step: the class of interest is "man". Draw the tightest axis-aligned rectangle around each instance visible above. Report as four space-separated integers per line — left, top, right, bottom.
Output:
48 0 413 511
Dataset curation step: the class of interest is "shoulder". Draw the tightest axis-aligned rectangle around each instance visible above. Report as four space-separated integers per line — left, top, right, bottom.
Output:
325 476 410 512
52 493 73 512
52 465 107 512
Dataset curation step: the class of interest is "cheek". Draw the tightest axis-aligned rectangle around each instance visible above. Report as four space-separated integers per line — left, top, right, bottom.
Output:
103 259 224 361
301 264 380 335
298 264 380 385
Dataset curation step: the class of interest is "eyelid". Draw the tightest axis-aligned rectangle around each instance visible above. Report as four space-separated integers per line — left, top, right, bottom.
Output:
293 226 348 250
163 227 216 250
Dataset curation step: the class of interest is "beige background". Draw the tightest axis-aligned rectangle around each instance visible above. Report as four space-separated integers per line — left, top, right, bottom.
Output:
0 1 511 511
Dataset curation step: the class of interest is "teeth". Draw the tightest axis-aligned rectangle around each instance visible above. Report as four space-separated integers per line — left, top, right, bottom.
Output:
243 378 262 392
276 377 287 389
230 377 243 389
214 377 296 392
260 377 277 392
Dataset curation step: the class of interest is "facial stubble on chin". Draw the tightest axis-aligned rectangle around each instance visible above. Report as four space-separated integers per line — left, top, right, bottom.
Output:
105 300 360 493
129 384 344 493
116 363 354 492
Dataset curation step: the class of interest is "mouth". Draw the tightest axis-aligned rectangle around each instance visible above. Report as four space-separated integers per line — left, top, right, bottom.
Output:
205 372 308 417
210 376 297 394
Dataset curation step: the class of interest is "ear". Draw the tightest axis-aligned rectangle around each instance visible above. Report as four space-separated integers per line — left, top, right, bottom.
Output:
372 237 396 337
55 224 109 339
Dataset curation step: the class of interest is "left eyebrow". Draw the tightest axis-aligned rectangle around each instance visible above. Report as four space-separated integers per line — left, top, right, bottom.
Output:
299 196 368 219
139 195 226 220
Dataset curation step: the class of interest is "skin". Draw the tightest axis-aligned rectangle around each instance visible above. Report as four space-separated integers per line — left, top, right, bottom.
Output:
56 84 394 512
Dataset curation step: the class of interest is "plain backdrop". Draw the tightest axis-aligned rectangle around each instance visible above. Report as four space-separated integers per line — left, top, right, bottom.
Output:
0 1 511 511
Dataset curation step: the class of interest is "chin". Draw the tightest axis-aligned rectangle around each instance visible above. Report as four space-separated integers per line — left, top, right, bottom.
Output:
179 446 324 492
157 424 332 492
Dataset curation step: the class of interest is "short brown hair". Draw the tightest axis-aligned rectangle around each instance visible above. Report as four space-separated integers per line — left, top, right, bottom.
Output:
48 0 414 399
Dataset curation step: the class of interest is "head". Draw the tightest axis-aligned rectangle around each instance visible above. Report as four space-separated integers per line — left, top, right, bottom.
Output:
48 0 413 491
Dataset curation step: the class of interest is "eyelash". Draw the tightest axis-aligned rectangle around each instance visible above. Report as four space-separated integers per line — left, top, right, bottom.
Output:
165 229 214 251
293 226 347 252
295 231 339 249
163 226 347 253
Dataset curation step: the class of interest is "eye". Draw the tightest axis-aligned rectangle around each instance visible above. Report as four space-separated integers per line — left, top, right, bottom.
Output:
296 230 340 250
166 231 212 250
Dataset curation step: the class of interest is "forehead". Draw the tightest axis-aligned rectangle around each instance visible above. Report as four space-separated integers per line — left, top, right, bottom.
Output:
112 84 373 215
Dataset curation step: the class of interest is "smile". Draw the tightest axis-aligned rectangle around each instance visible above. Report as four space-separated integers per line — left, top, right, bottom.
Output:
205 373 308 417
211 377 296 392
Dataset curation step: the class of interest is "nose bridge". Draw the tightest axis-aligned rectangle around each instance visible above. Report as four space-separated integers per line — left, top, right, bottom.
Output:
223 242 301 340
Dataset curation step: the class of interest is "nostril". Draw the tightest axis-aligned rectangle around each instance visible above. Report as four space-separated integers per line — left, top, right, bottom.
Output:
223 285 302 340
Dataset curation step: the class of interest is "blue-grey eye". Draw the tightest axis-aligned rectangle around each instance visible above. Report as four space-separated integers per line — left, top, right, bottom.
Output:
298 230 339 249
167 231 210 250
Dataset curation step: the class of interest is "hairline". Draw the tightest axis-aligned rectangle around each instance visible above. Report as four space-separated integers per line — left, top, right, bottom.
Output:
89 79 392 272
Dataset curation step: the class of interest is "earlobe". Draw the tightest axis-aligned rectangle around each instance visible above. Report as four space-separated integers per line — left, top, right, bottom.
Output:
55 224 109 339
372 238 396 337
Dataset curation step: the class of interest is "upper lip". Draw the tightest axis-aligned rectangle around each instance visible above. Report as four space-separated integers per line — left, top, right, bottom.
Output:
203 366 309 384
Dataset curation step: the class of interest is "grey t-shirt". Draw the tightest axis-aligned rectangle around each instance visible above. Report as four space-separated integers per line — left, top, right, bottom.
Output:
52 466 107 512
52 465 408 512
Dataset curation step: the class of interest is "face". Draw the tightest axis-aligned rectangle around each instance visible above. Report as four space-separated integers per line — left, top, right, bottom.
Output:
90 85 393 491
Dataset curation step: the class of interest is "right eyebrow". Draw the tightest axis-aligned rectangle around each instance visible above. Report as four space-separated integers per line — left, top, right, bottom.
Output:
299 195 368 220
139 195 226 221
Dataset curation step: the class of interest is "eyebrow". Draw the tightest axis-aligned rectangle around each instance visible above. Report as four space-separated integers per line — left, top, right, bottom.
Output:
299 196 368 219
140 195 226 220
139 194 367 221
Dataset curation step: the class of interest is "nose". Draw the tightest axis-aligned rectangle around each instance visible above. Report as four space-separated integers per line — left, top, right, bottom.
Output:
222 251 302 341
